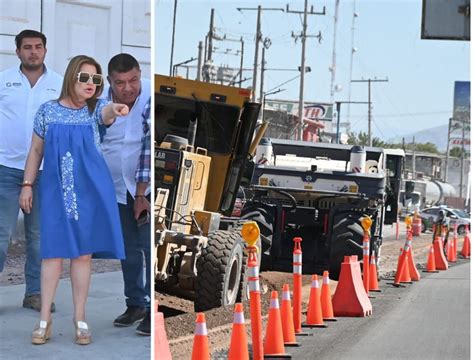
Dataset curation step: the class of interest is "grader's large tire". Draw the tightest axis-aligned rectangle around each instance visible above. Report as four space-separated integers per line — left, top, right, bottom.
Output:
329 213 365 280
195 230 244 312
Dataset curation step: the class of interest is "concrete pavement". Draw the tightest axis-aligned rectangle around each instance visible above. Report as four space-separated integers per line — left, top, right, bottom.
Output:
0 271 150 360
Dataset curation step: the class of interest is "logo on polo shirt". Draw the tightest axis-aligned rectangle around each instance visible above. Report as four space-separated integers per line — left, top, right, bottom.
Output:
6 82 21 87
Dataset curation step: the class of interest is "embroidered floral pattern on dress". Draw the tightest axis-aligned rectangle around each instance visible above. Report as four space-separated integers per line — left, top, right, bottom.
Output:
61 152 79 220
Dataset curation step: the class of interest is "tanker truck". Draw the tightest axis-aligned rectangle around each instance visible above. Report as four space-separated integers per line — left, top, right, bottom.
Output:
401 179 457 214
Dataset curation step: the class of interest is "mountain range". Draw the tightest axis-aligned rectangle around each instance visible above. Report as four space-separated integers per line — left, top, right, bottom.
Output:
388 124 450 152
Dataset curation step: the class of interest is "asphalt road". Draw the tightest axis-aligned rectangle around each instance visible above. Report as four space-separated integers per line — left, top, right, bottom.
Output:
284 260 470 360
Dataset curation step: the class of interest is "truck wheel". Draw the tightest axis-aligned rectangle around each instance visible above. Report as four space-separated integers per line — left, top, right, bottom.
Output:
195 230 244 312
329 214 364 280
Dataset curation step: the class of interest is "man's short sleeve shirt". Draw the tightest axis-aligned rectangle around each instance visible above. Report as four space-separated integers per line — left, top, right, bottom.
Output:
0 65 63 169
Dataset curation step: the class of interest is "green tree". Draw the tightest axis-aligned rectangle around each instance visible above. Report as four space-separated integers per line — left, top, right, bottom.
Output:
347 131 385 147
415 142 439 154
449 147 463 157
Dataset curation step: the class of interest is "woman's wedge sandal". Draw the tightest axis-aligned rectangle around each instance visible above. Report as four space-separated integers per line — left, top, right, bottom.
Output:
32 320 52 345
74 320 91 345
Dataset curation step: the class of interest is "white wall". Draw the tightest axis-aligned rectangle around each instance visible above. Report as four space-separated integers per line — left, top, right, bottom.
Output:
0 0 151 78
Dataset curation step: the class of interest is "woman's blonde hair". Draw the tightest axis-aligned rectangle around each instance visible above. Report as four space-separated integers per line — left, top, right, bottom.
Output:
59 55 104 113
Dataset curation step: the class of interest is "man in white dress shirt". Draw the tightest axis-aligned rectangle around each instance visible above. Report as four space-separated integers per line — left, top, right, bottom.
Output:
101 53 151 336
0 29 63 311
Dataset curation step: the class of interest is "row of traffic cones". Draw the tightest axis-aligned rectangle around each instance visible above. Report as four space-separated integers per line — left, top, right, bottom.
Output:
191 273 337 360
393 223 471 284
190 235 339 359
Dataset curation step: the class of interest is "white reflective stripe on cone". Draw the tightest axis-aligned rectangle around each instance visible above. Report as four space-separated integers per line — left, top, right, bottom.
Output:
370 256 376 265
363 249 370 256
248 266 259 277
234 311 245 324
195 322 208 336
249 280 260 292
311 279 320 288
293 265 302 274
282 291 291 301
270 298 279 309
293 253 302 262
323 276 330 285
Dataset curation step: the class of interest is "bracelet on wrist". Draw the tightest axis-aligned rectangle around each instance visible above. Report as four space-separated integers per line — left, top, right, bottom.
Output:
22 180 33 187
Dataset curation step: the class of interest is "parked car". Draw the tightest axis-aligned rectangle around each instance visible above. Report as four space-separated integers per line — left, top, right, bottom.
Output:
417 206 470 234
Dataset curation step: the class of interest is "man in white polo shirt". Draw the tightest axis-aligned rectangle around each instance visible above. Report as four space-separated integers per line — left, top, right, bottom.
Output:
0 29 63 311
101 53 151 336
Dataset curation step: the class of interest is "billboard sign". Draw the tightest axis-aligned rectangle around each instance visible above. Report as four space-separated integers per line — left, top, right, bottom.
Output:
265 100 333 122
450 81 470 152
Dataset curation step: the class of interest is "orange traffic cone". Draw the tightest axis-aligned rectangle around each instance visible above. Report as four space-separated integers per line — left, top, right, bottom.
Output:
191 313 210 360
433 237 449 270
406 246 421 281
368 252 381 292
423 245 439 273
332 255 372 317
303 275 327 328
292 237 303 334
264 291 291 358
461 227 471 258
453 226 459 262
247 248 263 360
321 271 337 321
447 237 457 262
280 284 300 346
155 305 172 360
399 248 412 284
228 303 249 360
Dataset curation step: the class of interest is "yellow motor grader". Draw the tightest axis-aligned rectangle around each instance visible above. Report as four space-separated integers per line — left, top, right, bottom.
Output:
154 75 263 311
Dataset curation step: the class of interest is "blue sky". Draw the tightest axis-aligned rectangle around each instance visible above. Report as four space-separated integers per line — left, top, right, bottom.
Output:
155 0 470 142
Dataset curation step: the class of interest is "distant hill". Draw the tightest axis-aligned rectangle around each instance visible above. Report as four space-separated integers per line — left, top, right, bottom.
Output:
388 124 449 152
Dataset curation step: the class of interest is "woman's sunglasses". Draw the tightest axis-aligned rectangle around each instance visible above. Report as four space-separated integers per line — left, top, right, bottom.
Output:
76 72 103 86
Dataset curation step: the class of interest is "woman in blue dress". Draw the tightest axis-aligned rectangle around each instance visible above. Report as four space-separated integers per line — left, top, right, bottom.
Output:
19 55 128 345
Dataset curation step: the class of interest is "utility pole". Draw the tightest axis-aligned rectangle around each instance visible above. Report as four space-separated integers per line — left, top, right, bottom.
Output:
351 77 388 146
444 117 452 182
460 117 466 198
196 41 203 81
207 9 215 62
260 44 266 104
346 0 358 131
239 37 244 86
412 136 416 178
287 1 325 141
237 6 284 102
329 0 340 102
169 0 178 76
